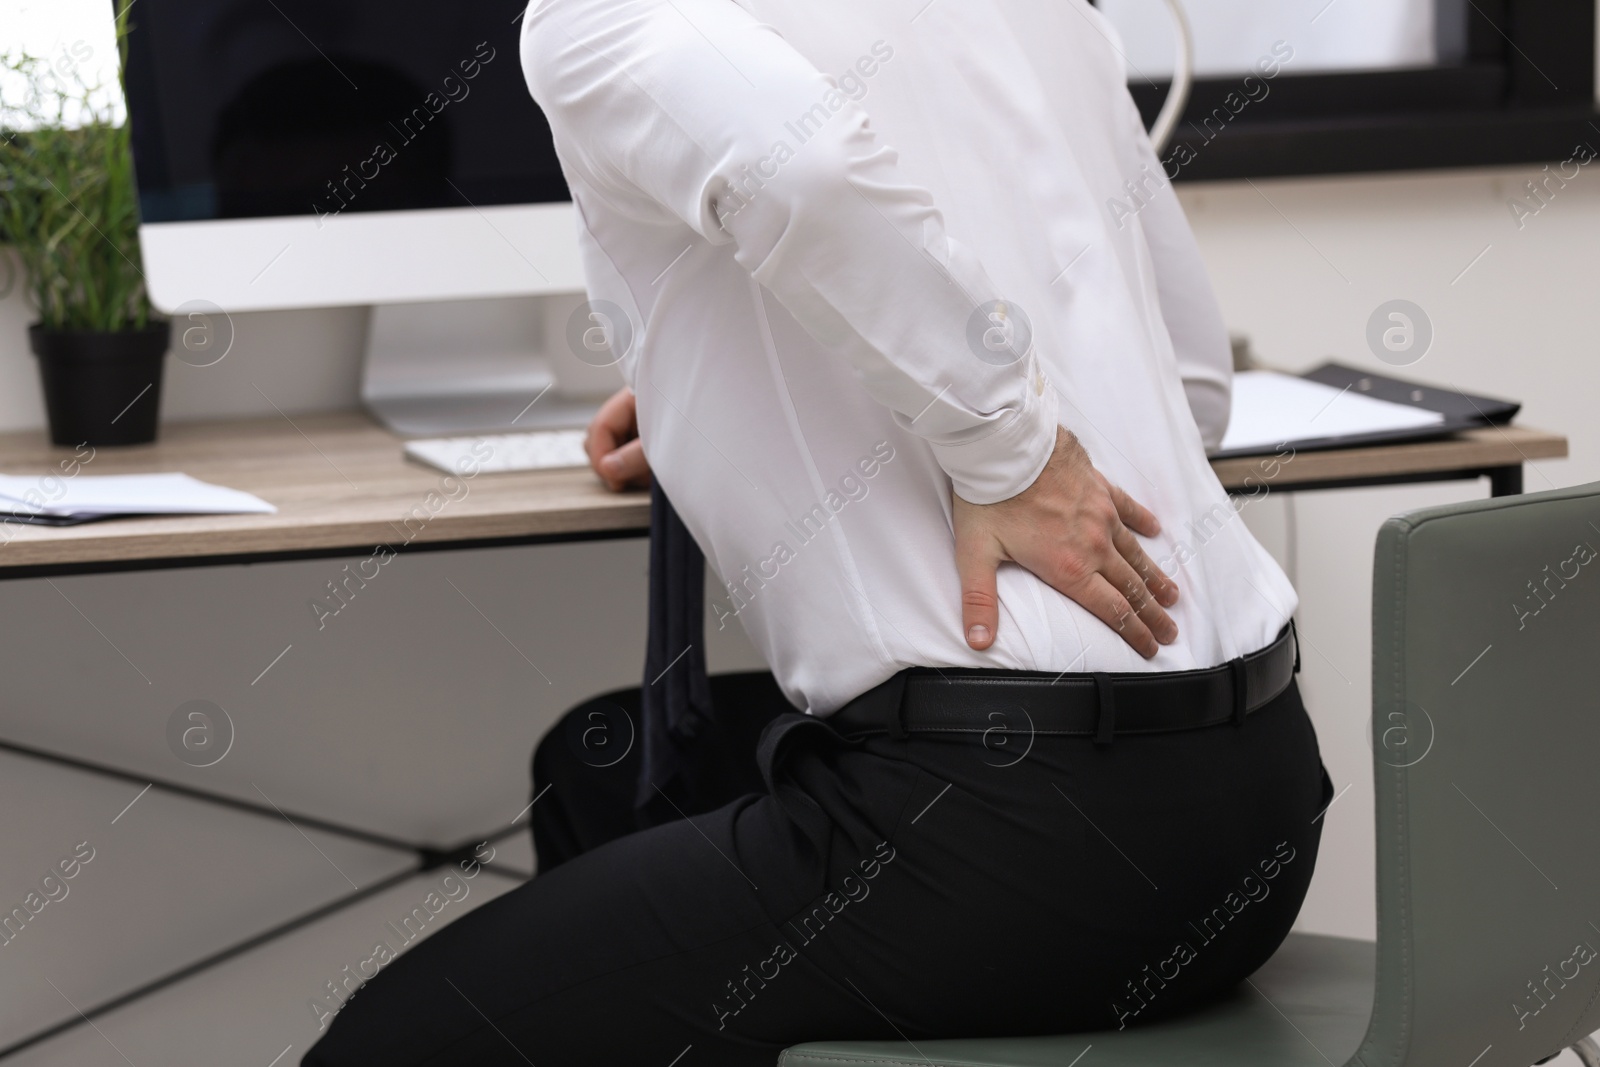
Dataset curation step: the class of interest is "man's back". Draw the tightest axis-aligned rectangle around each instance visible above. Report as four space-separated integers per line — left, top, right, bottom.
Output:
523 0 1296 713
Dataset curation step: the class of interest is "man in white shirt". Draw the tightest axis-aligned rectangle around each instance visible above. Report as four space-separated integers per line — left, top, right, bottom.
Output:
306 1 1328 1063
532 0 1296 709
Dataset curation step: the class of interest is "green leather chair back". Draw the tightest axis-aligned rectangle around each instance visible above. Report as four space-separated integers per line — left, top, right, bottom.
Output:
1357 480 1600 1067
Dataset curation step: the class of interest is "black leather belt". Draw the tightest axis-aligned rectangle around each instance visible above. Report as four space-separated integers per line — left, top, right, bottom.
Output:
828 622 1300 744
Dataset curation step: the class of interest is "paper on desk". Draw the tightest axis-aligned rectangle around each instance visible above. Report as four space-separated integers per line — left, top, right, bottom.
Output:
0 472 276 518
1218 370 1444 455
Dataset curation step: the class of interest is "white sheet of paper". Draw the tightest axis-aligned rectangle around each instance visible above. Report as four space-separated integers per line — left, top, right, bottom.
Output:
1218 370 1444 455
0 472 277 517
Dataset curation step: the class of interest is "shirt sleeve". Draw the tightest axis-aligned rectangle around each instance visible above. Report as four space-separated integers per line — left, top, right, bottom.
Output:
1119 100 1234 452
520 0 1058 504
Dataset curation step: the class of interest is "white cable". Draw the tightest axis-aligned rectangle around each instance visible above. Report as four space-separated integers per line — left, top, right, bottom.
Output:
1147 0 1194 154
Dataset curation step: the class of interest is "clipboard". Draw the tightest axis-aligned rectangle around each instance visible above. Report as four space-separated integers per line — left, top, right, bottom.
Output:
0 510 125 527
1208 362 1521 460
1300 362 1520 426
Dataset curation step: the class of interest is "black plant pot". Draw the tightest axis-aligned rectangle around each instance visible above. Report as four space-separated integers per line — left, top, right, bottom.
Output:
29 322 170 447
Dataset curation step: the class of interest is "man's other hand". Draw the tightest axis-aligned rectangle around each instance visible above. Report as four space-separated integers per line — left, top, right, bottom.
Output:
953 427 1179 659
585 387 651 492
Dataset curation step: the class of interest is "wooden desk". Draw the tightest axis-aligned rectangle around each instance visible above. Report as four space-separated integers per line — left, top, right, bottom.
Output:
0 413 1569 574
0 412 648 573
1207 424 1567 498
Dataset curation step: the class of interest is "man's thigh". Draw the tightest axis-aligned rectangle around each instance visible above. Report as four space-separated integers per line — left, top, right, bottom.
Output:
305 686 1328 1063
303 785 907 1067
530 671 793 871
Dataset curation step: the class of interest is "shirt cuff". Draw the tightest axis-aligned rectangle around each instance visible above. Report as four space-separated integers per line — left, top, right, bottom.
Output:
931 371 1060 505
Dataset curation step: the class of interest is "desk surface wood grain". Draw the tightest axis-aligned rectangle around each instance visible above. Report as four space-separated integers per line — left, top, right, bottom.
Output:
1206 424 1567 488
0 413 1568 570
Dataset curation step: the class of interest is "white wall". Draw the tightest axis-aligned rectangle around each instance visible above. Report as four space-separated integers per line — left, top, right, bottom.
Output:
2 160 1596 943
1179 163 1600 938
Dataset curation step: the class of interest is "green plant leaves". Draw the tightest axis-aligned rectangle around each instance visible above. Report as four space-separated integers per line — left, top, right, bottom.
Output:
1 4 153 333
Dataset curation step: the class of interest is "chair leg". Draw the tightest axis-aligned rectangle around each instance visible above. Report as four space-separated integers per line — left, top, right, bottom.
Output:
1571 1035 1600 1066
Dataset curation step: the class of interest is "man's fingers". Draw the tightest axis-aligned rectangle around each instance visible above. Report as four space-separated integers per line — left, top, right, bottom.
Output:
584 425 617 473
1106 480 1161 538
586 388 648 490
1112 525 1179 609
1080 573 1160 659
594 386 638 436
955 529 1004 651
1105 556 1177 647
585 388 638 466
598 438 650 491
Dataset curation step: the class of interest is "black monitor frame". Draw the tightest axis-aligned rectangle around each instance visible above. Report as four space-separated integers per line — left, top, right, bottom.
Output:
1117 0 1598 181
111 0 1600 204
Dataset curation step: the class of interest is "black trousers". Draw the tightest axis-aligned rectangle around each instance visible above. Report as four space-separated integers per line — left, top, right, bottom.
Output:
529 671 797 872
305 669 1331 1066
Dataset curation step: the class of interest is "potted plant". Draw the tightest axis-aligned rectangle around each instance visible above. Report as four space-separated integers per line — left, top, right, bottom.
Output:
0 2 168 447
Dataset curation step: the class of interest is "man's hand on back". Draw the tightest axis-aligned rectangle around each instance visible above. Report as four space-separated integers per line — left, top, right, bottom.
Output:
953 427 1179 659
590 392 1175 657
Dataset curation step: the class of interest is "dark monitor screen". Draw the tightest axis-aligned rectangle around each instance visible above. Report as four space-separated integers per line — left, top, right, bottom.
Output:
123 0 569 224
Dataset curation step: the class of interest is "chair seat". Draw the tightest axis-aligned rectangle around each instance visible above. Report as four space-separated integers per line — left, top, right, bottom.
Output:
779 933 1375 1067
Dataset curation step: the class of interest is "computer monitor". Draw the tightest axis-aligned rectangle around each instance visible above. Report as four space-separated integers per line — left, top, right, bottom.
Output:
123 0 611 433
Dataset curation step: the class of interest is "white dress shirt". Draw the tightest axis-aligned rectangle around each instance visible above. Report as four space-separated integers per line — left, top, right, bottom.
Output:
521 0 1298 715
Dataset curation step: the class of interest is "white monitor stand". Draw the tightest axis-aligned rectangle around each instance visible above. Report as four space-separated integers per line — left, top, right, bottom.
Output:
361 292 617 436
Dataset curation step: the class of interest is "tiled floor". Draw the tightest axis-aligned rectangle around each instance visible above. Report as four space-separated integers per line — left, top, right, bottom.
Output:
0 541 651 1065
0 749 535 1066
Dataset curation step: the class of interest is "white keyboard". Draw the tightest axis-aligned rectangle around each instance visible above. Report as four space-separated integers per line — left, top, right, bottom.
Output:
404 430 590 474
